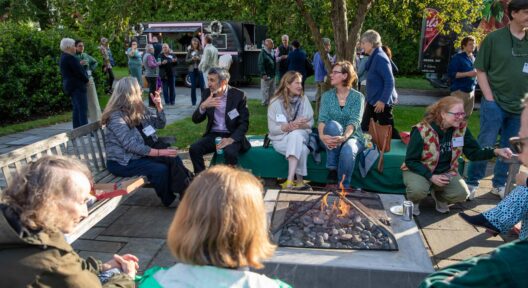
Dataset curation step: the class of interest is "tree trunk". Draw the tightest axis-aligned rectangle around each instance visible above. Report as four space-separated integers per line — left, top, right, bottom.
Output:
346 0 374 62
331 0 348 62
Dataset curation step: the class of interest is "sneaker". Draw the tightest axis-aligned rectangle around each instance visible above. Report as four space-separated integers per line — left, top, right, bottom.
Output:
467 185 477 201
431 190 450 214
413 203 421 216
490 187 505 199
293 182 312 191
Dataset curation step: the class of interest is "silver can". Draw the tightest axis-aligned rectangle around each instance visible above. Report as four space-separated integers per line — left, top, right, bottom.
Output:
215 137 223 155
402 201 413 221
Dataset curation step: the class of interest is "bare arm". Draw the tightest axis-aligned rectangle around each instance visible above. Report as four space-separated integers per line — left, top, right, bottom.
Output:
476 69 494 101
455 70 477 78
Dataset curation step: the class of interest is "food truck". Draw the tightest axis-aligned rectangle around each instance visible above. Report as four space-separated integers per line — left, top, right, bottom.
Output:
131 20 267 85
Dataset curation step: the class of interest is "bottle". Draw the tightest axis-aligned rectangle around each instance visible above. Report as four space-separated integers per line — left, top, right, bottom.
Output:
215 137 223 155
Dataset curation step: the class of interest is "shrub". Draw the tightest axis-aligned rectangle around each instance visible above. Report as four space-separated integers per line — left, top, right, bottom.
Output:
0 22 81 124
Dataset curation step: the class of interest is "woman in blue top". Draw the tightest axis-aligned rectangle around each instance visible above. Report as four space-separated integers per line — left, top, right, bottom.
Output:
126 40 143 86
359 30 400 139
318 61 365 188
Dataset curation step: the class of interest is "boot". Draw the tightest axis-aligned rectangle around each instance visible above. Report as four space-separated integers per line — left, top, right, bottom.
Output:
458 212 500 236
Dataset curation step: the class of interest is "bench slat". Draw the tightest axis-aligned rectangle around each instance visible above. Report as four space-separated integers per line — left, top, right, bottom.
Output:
0 133 70 168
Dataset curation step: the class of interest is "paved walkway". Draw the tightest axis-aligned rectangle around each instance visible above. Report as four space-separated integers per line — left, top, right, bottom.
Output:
1 86 506 277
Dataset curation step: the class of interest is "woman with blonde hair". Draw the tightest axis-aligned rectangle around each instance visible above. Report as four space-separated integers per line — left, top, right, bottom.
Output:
102 77 188 207
268 71 314 189
402 96 512 215
318 60 365 188
138 165 290 287
0 155 138 287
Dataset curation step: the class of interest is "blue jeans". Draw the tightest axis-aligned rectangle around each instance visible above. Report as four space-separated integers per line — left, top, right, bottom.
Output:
107 158 176 207
162 75 175 105
189 68 204 105
70 87 88 128
467 99 521 188
324 120 363 188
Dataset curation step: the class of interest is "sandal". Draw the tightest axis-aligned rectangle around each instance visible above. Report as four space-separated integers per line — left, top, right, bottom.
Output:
293 182 312 191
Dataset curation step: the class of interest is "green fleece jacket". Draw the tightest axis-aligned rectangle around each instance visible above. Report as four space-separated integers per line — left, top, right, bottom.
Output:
405 122 494 180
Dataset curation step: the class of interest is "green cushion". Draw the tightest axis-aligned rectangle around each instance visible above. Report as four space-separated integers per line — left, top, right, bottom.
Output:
211 136 408 194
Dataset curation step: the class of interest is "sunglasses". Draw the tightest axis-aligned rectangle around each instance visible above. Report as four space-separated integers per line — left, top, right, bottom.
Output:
509 136 528 154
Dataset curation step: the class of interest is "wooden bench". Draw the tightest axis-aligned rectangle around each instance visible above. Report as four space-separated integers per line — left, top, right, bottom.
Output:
0 121 145 243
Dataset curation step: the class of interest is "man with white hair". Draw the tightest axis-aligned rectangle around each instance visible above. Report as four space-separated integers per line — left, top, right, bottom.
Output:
59 38 89 128
199 35 218 88
258 38 276 106
276 35 293 80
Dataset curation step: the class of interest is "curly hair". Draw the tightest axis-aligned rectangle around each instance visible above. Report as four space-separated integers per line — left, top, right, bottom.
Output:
422 96 464 125
167 165 276 269
0 156 92 232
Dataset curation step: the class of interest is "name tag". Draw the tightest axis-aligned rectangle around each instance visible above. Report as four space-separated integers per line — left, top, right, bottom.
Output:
452 137 464 148
227 109 239 120
276 114 287 123
142 125 156 137
523 63 528 74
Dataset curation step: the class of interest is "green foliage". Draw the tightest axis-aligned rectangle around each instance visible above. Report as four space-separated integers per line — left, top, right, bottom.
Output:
0 22 78 124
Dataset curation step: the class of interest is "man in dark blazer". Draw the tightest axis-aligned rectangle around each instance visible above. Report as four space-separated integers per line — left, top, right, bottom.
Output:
59 38 89 128
189 67 250 174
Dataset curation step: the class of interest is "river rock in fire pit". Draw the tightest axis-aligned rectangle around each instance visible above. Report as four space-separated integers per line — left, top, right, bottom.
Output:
340 234 353 241
313 216 325 225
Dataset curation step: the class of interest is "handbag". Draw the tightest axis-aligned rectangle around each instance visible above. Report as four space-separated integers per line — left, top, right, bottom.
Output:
368 118 392 172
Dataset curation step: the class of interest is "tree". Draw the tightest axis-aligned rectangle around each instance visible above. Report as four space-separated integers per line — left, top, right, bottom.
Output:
293 0 482 75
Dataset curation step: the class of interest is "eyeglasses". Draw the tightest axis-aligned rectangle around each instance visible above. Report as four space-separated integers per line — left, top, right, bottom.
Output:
509 136 528 154
331 71 344 75
446 111 466 118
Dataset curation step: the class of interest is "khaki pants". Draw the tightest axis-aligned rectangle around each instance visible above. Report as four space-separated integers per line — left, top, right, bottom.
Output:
450 90 475 117
261 77 275 105
403 170 469 204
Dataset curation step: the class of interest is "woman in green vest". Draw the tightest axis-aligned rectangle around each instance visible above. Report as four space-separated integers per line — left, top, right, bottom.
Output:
402 96 512 215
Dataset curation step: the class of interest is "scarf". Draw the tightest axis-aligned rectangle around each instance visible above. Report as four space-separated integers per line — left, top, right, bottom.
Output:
280 95 303 122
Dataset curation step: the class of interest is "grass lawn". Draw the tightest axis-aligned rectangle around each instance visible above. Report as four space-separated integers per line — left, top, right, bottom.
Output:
248 75 433 90
0 94 111 137
113 66 129 79
159 99 481 149
395 76 434 90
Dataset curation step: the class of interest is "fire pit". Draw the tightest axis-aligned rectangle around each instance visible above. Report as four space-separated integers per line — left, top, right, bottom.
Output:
269 187 398 251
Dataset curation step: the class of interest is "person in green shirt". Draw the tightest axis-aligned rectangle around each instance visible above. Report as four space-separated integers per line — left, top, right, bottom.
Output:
402 96 512 215
466 0 528 199
420 95 528 287
75 40 98 74
75 39 101 123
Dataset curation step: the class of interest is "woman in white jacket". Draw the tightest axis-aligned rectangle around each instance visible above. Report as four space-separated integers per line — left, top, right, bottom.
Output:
268 71 314 189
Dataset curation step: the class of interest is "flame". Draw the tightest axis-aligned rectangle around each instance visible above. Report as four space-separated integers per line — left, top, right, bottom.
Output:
320 193 329 212
336 174 350 217
320 174 351 217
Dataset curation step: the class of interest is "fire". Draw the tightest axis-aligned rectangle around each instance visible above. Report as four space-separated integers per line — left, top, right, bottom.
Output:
320 174 351 218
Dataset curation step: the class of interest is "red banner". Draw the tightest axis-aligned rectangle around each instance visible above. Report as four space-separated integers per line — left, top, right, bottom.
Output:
423 8 441 52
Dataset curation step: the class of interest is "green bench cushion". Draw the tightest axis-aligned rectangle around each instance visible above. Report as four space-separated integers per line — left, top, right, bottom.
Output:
211 136 408 194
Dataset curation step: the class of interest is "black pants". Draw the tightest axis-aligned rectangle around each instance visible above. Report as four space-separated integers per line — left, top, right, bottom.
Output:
146 76 157 107
105 68 115 94
189 132 242 174
361 103 401 139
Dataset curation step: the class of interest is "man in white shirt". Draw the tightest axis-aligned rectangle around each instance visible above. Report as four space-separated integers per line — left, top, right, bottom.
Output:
199 35 219 88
